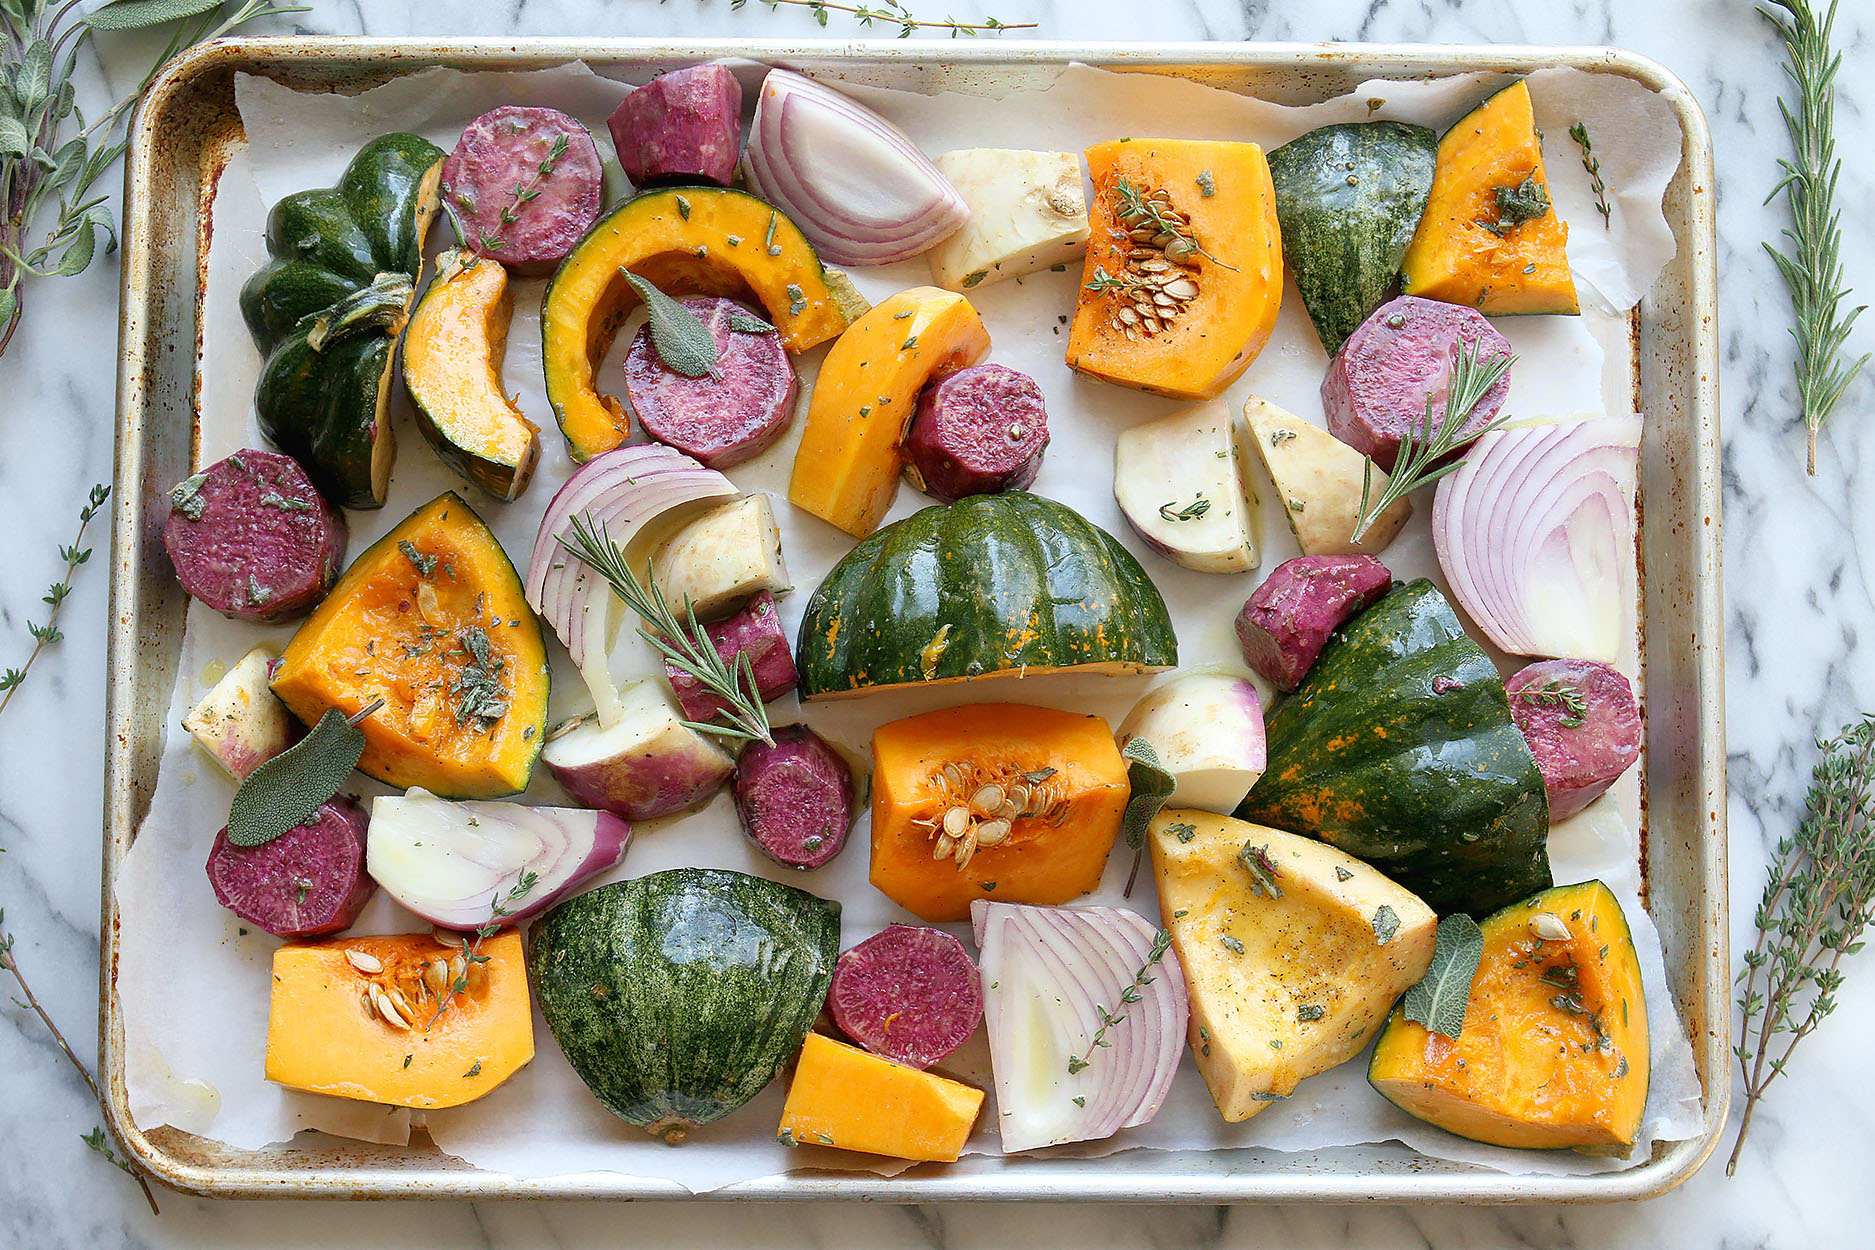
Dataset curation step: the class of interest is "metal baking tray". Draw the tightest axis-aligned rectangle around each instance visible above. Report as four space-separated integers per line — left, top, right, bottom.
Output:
101 37 1725 1202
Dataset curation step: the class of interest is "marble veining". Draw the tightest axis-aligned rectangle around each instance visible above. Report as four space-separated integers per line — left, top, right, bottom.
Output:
2 0 1871 1245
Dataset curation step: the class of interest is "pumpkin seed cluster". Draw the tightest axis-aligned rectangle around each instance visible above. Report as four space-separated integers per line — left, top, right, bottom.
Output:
915 763 1071 870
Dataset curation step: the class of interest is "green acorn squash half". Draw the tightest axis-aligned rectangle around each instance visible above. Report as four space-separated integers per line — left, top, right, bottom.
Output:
529 869 841 1143
795 491 1179 700
240 132 446 509
1267 121 1438 355
1236 578 1551 916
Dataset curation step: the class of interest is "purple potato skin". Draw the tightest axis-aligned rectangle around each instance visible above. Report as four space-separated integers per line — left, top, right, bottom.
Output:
664 591 798 722
163 449 346 623
1321 295 1513 471
1236 555 1393 692
1506 658 1642 821
827 925 984 1069
608 65 744 187
732 725 854 870
442 106 603 274
903 364 1050 503
624 296 799 468
543 717 734 822
205 796 375 938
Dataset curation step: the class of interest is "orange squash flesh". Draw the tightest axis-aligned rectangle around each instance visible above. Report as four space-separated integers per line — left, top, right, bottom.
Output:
271 492 549 798
265 931 533 1109
1399 80 1579 315
788 286 991 538
779 1033 984 1162
870 703 1127 922
1066 139 1283 401
1368 880 1649 1152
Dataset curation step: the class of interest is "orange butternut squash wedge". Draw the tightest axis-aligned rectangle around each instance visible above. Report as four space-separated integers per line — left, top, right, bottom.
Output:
265 931 533 1109
788 286 990 538
870 703 1127 922
779 1032 983 1162
1369 880 1649 1152
1066 138 1282 401
1400 80 1579 315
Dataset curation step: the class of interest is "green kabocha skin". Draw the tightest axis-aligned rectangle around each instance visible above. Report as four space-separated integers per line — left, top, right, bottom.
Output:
240 133 446 509
1267 122 1438 355
1236 578 1551 916
795 491 1178 699
529 869 841 1142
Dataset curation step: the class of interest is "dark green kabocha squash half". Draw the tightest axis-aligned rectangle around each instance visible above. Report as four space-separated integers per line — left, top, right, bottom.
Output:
1236 578 1551 915
795 491 1178 699
240 132 445 509
529 868 841 1143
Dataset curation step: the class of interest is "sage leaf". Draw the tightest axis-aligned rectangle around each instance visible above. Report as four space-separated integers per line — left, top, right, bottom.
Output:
1118 736 1178 898
1402 913 1485 1040
48 217 96 277
0 114 30 159
1372 903 1400 946
0 283 16 333
726 310 776 335
620 270 719 379
14 39 50 119
226 709 367 847
84 0 227 32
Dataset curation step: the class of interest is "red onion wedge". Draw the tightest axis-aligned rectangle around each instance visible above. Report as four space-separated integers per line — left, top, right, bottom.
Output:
971 900 1187 1154
1432 414 1642 664
367 788 630 930
524 444 738 726
742 69 968 267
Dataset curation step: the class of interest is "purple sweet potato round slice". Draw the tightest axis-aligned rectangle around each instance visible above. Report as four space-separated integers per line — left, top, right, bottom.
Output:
442 106 603 274
1321 295 1512 471
733 724 854 870
903 363 1050 503
206 796 375 938
664 590 798 723
163 449 347 623
827 925 984 1070
608 64 744 188
1236 554 1393 692
1506 658 1642 821
624 295 799 468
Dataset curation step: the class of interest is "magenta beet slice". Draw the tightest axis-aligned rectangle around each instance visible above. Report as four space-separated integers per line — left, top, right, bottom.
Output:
442 106 604 274
732 725 853 870
827 925 984 1069
1321 295 1512 471
205 796 375 938
163 449 346 623
1506 658 1642 821
624 295 799 468
608 65 744 187
664 591 798 722
903 363 1050 503
1236 555 1393 692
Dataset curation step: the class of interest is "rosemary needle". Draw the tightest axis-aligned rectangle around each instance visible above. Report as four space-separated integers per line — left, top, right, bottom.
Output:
1350 340 1517 543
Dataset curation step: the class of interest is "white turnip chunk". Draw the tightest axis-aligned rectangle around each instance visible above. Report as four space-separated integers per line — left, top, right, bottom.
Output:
1117 674 1266 814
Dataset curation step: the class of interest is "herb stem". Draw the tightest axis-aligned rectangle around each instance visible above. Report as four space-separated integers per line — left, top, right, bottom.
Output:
1065 930 1172 1076
0 483 108 718
697 0 1033 36
426 872 539 1029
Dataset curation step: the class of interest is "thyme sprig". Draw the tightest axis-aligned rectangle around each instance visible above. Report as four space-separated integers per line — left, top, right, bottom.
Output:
704 0 1034 36
1568 122 1612 228
1516 679 1588 729
558 515 774 747
1350 340 1517 543
1729 716 1875 1175
426 871 539 1029
0 0 305 359
1760 0 1869 475
1066 929 1173 1076
467 132 570 257
1112 175 1235 270
0 483 107 717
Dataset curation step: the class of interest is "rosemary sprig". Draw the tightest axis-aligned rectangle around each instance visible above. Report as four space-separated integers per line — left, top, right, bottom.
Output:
1568 122 1613 228
467 132 570 257
0 483 107 717
0 1 305 359
557 514 775 746
426 871 539 1029
1066 929 1173 1075
1350 340 1517 543
1760 0 1869 475
706 0 1034 36
1729 716 1875 1175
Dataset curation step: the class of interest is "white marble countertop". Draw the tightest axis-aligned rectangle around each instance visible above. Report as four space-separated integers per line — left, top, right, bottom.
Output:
3 0 1871 1244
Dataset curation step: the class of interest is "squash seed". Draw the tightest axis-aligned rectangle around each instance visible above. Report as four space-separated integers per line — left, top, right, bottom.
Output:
424 959 449 996
942 806 971 836
970 784 1005 816
933 832 958 860
975 819 1011 848
345 949 384 975
1530 912 1572 942
373 990 412 1031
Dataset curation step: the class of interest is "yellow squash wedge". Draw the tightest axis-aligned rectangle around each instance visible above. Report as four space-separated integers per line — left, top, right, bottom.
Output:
778 1033 984 1162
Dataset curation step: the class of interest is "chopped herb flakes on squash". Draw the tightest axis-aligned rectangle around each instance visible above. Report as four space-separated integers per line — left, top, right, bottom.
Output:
778 1033 983 1162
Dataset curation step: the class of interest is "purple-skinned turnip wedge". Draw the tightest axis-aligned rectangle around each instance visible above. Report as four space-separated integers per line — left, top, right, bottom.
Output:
541 681 735 822
1117 673 1266 814
183 645 300 780
367 788 631 931
1112 400 1259 574
664 591 798 724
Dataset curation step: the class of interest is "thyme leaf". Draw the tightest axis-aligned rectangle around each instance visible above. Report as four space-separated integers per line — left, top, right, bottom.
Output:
1568 122 1613 228
427 870 540 1028
692 0 1034 37
0 484 108 717
1065 929 1171 1075
1516 679 1589 729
